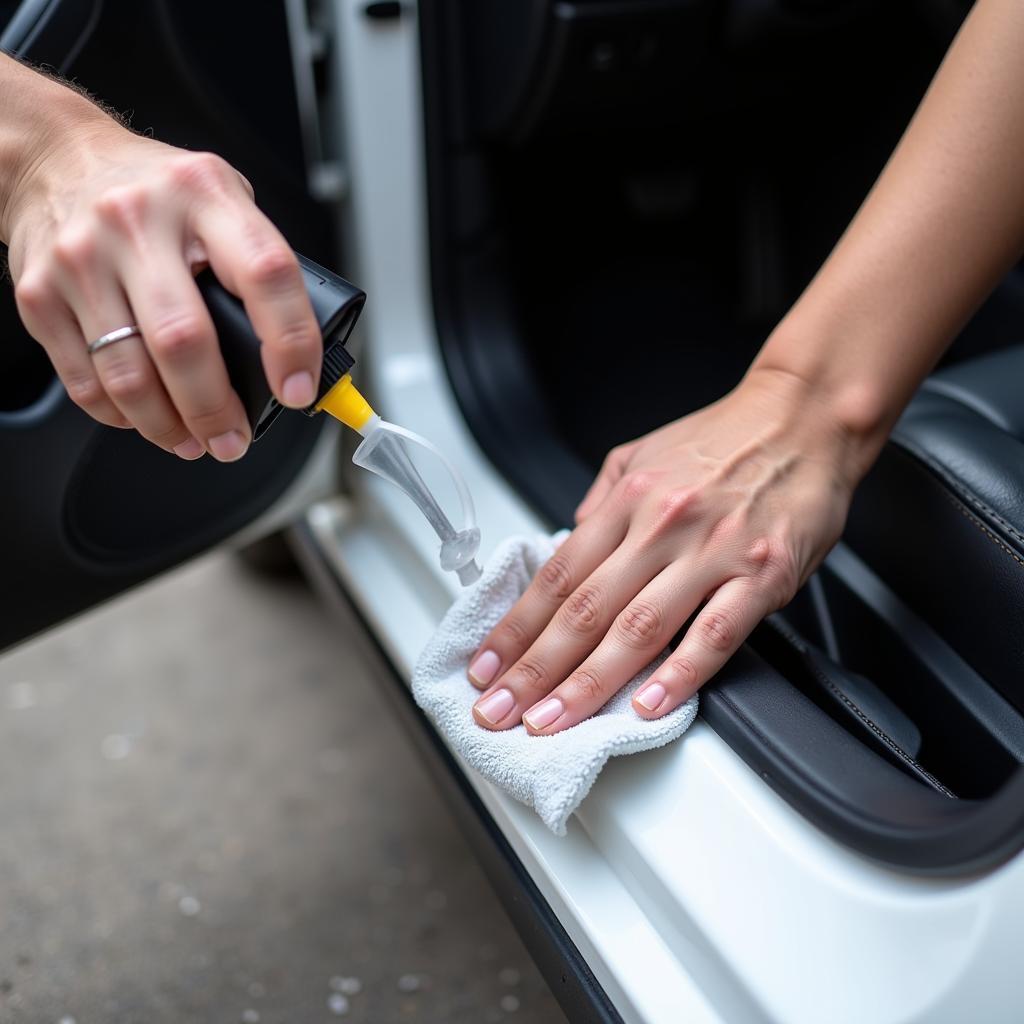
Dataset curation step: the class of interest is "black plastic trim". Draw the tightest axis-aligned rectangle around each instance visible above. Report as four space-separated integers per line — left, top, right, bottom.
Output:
289 520 625 1024
701 548 1024 875
418 0 595 526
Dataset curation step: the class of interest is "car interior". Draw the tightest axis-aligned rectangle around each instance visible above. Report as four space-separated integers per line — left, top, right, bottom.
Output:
418 0 1024 874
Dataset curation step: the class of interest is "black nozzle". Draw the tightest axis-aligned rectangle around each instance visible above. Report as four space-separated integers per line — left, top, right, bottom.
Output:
197 253 366 440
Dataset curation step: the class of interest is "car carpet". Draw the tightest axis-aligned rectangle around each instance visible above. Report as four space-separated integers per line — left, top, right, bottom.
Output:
411 532 698 835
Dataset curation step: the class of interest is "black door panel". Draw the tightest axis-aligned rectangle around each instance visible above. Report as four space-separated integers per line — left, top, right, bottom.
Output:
1 0 102 70
0 0 337 650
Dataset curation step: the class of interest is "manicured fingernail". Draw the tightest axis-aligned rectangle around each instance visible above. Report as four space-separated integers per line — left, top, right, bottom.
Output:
634 682 667 713
173 437 204 460
474 688 515 726
468 650 501 687
208 429 248 462
524 697 563 731
281 370 315 408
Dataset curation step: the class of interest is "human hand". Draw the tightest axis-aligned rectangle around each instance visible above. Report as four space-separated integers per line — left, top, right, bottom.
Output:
468 367 872 734
3 103 321 461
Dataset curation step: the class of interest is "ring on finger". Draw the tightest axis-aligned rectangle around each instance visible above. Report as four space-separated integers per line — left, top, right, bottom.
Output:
87 324 142 356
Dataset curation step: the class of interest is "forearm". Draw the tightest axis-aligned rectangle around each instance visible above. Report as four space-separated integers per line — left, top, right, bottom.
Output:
753 0 1024 470
0 53 114 243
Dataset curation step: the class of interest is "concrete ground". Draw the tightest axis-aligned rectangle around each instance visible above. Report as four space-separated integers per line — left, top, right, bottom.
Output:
0 550 567 1024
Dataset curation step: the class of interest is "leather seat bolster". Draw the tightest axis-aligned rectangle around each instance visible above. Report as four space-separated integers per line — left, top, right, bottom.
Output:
846 346 1024 710
921 346 1024 438
892 398 1024 563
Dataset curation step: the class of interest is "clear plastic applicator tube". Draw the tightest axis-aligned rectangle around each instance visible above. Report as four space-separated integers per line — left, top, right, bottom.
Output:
352 417 483 586
315 373 482 586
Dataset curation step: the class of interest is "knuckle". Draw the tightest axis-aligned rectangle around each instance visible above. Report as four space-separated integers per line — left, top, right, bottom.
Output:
270 320 319 357
698 609 738 653
753 537 799 602
603 444 628 473
667 656 699 688
148 314 209 361
52 230 97 273
619 469 655 503
169 151 231 194
616 600 663 648
95 184 148 229
183 397 232 427
64 373 105 409
13 271 52 314
569 668 604 702
102 365 151 403
559 584 603 636
511 659 548 695
149 422 188 447
536 552 574 601
656 487 701 528
496 616 529 647
747 537 772 570
244 245 300 291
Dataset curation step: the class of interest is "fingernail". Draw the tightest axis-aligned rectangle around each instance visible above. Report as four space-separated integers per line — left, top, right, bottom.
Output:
281 370 316 408
468 650 501 687
474 688 515 726
208 429 248 462
173 437 204 460
635 682 667 712
524 697 563 731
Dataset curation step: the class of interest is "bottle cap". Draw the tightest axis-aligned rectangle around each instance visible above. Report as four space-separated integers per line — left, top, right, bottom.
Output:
201 254 366 440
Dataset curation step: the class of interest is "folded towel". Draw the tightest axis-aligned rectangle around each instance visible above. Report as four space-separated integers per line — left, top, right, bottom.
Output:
412 532 698 835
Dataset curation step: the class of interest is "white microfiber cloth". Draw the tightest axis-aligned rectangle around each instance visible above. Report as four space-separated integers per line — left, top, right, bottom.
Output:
412 532 698 835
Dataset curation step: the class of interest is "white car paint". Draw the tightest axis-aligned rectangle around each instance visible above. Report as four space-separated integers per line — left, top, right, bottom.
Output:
299 3 1024 1021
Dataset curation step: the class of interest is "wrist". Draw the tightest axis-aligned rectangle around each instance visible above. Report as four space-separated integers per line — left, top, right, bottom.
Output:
0 75 118 242
740 348 892 488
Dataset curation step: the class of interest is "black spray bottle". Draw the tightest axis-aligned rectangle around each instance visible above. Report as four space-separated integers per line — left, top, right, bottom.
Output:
197 253 482 586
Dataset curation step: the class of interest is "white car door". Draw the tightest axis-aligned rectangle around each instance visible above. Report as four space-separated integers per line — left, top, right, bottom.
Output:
291 4 1024 1023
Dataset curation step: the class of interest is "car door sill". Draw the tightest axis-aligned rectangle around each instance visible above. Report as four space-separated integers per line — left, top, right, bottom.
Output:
289 518 624 1024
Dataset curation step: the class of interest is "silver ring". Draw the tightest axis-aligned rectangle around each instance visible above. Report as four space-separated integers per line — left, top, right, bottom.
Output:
87 325 142 356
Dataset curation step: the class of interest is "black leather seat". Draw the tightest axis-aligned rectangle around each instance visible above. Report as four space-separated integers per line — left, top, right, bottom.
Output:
846 345 1024 712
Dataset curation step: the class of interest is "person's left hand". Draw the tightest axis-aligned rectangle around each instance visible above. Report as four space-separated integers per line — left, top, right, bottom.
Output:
466 366 872 734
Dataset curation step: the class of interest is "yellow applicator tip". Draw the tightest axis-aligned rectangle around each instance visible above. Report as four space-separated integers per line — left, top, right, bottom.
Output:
315 373 376 433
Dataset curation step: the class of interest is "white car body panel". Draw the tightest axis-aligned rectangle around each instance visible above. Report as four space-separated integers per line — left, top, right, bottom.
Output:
304 3 1024 1021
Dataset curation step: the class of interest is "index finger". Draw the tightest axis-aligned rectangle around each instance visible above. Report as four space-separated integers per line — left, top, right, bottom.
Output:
195 203 322 409
466 511 627 690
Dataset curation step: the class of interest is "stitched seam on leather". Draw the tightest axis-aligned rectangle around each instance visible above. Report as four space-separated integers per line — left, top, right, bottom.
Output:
762 622 954 797
894 431 1024 570
892 433 1024 554
940 491 1024 571
807 673 955 797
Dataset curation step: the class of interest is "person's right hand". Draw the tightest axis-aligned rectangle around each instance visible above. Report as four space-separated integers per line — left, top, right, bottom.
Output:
3 107 321 461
